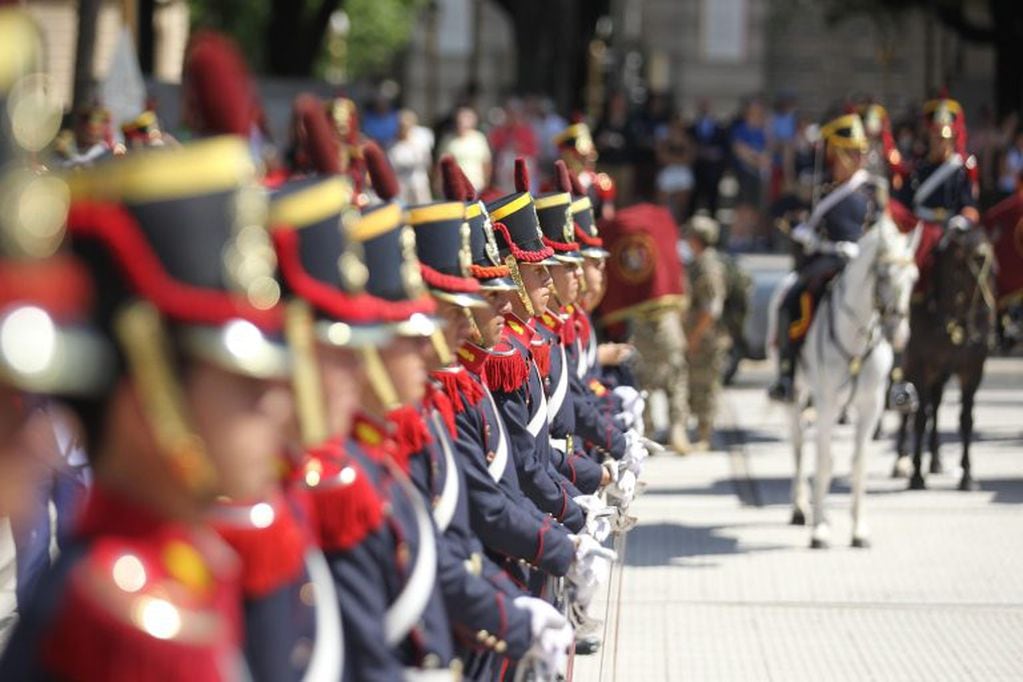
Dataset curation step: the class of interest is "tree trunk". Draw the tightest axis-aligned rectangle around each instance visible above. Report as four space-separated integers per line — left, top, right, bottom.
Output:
265 0 343 76
137 0 155 75
989 0 1023 118
72 0 103 113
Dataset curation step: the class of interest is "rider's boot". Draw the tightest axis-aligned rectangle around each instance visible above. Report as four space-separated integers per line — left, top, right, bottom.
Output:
887 365 919 414
768 310 797 403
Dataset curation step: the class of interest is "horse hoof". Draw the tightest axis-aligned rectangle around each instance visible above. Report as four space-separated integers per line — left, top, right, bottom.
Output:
929 458 944 475
958 477 980 492
790 509 806 526
908 476 926 490
810 537 829 550
851 536 871 549
891 457 911 479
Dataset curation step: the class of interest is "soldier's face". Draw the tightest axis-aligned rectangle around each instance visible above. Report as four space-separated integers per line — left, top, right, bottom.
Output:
316 342 362 440
550 263 581 305
436 300 471 355
582 258 605 297
478 292 512 347
379 336 428 406
520 264 553 313
186 361 294 501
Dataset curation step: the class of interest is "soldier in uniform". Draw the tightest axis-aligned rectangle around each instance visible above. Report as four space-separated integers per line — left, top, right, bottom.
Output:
482 160 590 534
1 133 294 680
383 146 576 678
683 216 728 450
890 96 979 296
769 112 877 402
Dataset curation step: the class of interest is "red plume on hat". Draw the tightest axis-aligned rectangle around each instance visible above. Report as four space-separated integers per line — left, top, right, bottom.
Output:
291 93 341 176
554 160 574 194
362 141 399 201
439 155 465 202
514 157 530 193
569 169 586 197
182 31 256 137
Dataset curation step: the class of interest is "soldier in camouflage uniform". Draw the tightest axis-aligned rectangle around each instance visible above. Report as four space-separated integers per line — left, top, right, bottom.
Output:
684 215 729 450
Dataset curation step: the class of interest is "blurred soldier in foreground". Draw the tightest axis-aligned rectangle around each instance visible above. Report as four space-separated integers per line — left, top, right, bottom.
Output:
1 133 295 679
683 216 728 450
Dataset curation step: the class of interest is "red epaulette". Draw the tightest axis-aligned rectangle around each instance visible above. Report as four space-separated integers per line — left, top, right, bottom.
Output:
40 488 242 682
430 366 484 413
300 439 384 552
209 493 307 598
481 341 530 393
424 382 458 439
387 404 433 473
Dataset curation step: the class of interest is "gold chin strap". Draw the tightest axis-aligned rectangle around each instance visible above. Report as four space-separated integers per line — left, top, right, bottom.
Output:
114 300 218 497
431 329 454 366
505 255 535 317
285 299 328 447
463 307 483 345
360 345 400 411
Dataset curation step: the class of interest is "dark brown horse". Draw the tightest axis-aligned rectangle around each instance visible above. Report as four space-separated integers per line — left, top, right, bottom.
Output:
894 227 996 490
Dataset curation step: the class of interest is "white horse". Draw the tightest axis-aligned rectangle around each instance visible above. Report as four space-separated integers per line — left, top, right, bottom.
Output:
771 216 920 548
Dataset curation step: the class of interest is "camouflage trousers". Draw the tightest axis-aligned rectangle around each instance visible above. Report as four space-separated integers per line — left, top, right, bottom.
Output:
687 332 726 428
629 309 688 433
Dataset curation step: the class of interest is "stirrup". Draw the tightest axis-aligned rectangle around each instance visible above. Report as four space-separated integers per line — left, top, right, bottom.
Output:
888 381 919 414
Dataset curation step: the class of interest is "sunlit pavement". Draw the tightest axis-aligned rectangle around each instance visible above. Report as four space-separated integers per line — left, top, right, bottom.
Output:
575 359 1023 681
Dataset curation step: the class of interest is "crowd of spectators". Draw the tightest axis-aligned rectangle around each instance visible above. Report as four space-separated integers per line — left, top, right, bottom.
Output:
356 86 1023 252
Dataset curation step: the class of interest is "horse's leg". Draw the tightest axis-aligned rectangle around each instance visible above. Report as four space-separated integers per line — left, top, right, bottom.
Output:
957 366 983 491
909 386 928 490
790 403 808 525
851 391 884 548
810 403 837 549
892 412 912 478
928 378 947 475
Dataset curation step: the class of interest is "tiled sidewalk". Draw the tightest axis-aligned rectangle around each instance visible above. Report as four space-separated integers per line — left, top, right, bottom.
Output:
575 359 1023 681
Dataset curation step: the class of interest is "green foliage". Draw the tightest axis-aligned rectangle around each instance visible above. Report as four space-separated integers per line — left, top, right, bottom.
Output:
188 0 427 77
188 0 271 69
343 0 428 78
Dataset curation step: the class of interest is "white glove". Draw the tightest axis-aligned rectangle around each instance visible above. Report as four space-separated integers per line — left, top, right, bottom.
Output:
622 432 648 476
514 596 575 678
949 214 973 232
573 494 615 543
791 223 819 252
834 241 860 260
567 534 616 608
616 409 636 429
607 469 637 509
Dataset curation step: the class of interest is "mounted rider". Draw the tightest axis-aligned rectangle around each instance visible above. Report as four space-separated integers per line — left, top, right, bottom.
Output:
768 112 879 403
890 95 979 297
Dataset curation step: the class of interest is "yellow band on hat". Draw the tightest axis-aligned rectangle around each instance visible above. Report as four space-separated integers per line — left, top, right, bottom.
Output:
406 201 465 225
349 202 402 242
270 177 353 229
570 196 592 214
923 98 962 116
66 136 256 203
820 113 867 152
554 122 590 147
533 192 571 210
488 193 532 222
